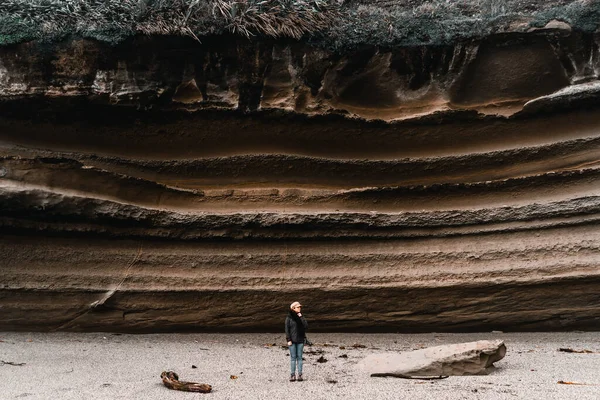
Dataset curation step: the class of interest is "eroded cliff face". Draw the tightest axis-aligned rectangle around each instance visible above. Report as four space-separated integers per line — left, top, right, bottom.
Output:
1 24 600 332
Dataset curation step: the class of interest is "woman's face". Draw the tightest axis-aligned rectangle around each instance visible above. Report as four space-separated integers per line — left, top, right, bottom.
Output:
293 305 302 313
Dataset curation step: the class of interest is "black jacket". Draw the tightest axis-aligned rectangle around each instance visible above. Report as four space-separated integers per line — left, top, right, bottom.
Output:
285 310 308 344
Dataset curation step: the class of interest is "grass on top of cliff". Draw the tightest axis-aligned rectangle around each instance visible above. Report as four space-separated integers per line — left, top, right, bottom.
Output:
0 0 598 48
0 0 339 45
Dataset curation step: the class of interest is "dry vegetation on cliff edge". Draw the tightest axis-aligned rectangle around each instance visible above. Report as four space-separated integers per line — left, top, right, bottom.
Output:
0 0 339 44
0 0 598 48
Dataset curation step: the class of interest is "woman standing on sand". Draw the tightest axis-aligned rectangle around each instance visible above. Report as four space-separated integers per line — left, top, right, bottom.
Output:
285 301 308 382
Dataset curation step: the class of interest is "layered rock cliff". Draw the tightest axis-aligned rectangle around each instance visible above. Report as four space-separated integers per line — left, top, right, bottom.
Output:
1 0 599 332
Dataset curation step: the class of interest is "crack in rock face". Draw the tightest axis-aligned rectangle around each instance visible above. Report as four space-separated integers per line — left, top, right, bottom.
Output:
1 3 600 332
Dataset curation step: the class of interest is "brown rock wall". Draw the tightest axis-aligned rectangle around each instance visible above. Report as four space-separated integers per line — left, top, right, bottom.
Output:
0 32 598 118
2 224 599 332
0 30 599 332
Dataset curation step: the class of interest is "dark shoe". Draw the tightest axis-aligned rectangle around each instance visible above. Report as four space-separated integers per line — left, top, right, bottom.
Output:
297 374 303 382
289 374 296 382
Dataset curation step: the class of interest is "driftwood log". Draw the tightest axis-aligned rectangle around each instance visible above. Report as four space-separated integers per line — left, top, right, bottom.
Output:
160 371 212 393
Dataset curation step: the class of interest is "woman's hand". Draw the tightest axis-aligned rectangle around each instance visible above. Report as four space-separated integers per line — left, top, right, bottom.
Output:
287 341 292 346
297 312 302 317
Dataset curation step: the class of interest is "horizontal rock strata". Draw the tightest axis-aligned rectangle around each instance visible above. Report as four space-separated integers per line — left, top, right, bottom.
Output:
0 2 599 332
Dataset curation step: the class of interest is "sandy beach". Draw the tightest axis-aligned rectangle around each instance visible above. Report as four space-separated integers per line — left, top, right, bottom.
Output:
1 332 599 399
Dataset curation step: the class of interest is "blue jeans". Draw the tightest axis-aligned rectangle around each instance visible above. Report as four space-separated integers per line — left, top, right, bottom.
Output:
289 342 304 375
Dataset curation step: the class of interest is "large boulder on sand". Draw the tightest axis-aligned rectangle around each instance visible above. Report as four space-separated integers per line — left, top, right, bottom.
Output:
358 340 506 378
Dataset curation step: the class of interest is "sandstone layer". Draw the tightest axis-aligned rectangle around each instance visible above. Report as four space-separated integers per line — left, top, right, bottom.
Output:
0 1 599 332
